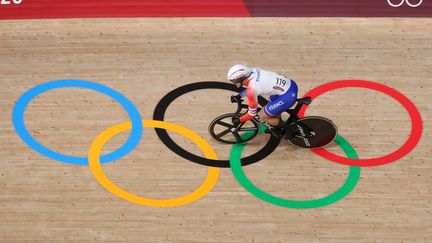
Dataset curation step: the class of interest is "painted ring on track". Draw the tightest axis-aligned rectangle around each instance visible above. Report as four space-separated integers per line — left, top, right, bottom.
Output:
88 120 220 207
152 81 281 168
299 80 423 167
230 133 361 208
12 80 143 165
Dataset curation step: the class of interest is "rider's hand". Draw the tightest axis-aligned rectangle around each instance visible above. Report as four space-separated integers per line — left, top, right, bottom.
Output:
232 117 241 127
230 94 243 103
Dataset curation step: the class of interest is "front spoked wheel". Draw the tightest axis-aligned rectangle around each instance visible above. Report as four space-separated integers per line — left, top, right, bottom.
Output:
208 113 260 144
287 116 338 149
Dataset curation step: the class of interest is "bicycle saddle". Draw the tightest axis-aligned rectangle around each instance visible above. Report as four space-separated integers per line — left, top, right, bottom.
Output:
296 96 312 105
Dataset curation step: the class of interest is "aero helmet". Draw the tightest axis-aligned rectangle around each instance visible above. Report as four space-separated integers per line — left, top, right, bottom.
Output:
227 64 252 84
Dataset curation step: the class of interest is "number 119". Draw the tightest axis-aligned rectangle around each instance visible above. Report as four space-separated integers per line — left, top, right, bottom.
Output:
276 78 287 86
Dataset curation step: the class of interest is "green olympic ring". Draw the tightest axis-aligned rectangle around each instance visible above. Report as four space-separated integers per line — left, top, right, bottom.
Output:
230 131 361 209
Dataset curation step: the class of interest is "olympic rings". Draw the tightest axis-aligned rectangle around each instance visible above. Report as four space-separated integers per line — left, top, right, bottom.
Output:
12 79 423 208
153 81 281 168
387 0 423 7
299 80 423 167
88 120 220 207
230 133 361 208
12 80 143 165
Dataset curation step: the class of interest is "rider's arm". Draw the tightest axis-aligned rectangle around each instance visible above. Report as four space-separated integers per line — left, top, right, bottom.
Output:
239 87 258 122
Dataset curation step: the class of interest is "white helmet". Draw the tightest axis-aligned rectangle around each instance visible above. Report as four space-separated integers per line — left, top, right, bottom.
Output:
227 64 252 84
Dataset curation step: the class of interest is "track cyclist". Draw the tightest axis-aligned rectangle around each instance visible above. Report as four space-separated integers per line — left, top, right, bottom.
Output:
227 64 299 137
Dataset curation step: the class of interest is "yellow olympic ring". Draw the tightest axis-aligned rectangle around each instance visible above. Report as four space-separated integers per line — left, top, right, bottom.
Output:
88 120 220 207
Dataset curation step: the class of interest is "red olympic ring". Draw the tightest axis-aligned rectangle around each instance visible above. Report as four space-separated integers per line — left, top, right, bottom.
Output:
298 80 423 167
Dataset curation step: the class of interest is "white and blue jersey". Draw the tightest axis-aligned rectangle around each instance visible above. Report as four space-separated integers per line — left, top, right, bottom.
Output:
239 68 298 122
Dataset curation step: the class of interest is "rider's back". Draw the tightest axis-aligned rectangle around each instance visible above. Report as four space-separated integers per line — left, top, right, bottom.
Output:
249 68 292 97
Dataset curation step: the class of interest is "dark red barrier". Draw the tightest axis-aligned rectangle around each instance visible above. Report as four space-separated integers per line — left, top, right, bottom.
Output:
244 0 432 17
0 0 430 19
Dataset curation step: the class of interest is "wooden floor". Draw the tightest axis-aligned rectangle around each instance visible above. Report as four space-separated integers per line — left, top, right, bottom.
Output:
0 18 431 242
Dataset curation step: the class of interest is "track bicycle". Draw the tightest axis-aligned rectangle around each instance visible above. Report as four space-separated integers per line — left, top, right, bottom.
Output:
208 95 338 148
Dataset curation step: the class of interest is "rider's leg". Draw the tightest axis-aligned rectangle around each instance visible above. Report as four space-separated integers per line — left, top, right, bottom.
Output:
259 109 281 126
260 110 284 137
262 80 298 134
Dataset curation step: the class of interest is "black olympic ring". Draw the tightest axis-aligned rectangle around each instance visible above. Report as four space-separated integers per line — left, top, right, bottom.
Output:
152 81 281 168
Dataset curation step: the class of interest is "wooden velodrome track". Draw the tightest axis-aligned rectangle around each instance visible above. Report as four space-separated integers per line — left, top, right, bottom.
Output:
0 18 431 242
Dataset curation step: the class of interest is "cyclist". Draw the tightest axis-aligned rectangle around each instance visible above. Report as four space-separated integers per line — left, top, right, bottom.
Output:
227 64 298 136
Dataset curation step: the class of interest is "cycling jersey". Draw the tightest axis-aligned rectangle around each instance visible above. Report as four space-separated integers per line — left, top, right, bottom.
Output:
239 68 298 122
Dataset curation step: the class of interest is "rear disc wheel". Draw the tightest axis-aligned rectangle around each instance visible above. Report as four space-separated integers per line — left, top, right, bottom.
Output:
288 116 338 148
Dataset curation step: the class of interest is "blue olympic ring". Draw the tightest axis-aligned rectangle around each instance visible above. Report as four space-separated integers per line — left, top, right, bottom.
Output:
12 80 143 165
